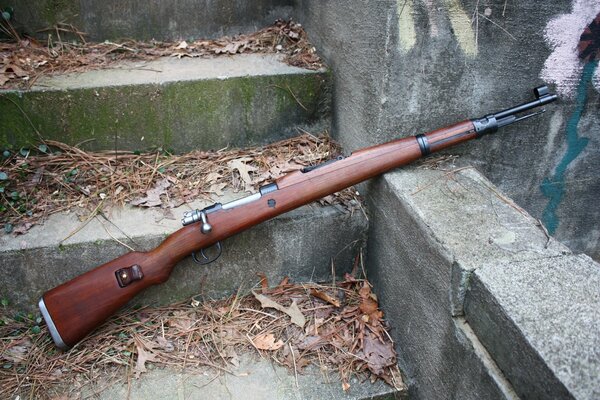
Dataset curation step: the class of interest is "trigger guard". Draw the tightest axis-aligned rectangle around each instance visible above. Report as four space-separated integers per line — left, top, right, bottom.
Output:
192 241 222 265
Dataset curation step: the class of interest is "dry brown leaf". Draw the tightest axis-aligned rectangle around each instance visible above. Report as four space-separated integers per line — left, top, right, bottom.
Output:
134 337 159 378
168 310 195 331
362 333 396 376
155 336 175 353
130 178 170 207
13 222 33 235
208 182 227 196
253 291 306 328
342 380 351 391
310 288 341 307
257 272 269 293
2 338 32 363
252 332 284 350
228 157 258 185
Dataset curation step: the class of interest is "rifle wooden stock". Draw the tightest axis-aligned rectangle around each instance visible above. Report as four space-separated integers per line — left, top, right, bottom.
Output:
41 80 560 349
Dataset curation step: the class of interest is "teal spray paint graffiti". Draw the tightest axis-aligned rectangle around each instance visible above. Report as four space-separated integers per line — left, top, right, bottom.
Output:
540 61 595 234
540 12 599 234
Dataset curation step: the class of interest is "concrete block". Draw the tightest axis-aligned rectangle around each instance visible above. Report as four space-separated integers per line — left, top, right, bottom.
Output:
465 254 600 400
365 166 571 399
0 54 330 152
0 193 367 312
0 0 294 41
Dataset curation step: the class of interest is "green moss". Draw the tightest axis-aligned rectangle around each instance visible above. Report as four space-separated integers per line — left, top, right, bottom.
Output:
40 0 79 26
0 70 330 152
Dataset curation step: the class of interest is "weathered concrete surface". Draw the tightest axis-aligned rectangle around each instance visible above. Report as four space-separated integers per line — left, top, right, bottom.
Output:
0 54 330 152
465 254 600 399
0 0 293 41
295 0 600 261
0 193 367 312
87 354 405 400
365 166 574 399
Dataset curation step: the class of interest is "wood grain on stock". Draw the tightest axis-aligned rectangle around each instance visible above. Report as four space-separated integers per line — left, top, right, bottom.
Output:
42 120 475 348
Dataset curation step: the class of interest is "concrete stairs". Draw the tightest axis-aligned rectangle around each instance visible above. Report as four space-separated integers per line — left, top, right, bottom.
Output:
0 6 405 400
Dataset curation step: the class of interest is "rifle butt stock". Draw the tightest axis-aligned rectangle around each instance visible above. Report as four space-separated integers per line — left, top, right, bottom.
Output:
39 250 176 348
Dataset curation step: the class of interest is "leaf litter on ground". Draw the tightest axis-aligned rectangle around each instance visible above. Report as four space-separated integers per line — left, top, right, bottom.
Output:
0 19 323 89
0 272 405 399
0 133 363 235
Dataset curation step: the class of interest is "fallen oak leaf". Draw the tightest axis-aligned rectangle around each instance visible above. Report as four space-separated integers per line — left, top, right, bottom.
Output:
252 332 284 350
228 157 258 185
134 336 159 378
362 333 396 376
253 291 306 328
208 182 227 196
130 178 170 207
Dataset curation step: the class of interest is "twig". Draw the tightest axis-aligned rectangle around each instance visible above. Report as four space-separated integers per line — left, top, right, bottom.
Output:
96 215 135 251
478 12 516 40
270 84 308 111
60 200 105 243
411 166 474 195
290 343 299 388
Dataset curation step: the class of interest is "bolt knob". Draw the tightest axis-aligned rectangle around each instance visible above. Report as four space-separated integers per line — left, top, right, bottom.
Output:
201 222 212 234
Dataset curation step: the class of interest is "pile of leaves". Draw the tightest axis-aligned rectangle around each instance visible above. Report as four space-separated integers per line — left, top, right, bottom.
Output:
0 273 405 399
0 134 362 234
0 19 323 89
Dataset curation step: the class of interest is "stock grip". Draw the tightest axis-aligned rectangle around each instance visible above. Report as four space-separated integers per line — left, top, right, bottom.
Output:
39 251 164 349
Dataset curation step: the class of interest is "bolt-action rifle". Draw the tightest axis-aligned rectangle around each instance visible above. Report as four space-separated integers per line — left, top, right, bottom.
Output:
39 86 557 349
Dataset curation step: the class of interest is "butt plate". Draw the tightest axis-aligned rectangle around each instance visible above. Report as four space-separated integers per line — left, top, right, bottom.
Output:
38 298 68 350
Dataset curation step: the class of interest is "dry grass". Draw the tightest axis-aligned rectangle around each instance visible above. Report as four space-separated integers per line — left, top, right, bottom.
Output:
0 272 405 399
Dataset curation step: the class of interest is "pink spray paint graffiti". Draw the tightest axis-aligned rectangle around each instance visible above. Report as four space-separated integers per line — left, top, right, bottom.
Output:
541 1 600 97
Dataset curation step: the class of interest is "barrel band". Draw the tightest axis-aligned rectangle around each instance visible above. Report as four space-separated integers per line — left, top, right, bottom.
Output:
415 134 431 156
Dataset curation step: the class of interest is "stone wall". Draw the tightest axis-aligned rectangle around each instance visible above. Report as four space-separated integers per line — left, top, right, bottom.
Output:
0 0 293 40
295 0 600 261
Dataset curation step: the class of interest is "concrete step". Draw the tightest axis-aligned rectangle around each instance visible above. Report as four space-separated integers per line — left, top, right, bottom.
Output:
4 1 294 41
0 191 367 312
88 354 405 400
0 54 330 152
366 166 598 399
